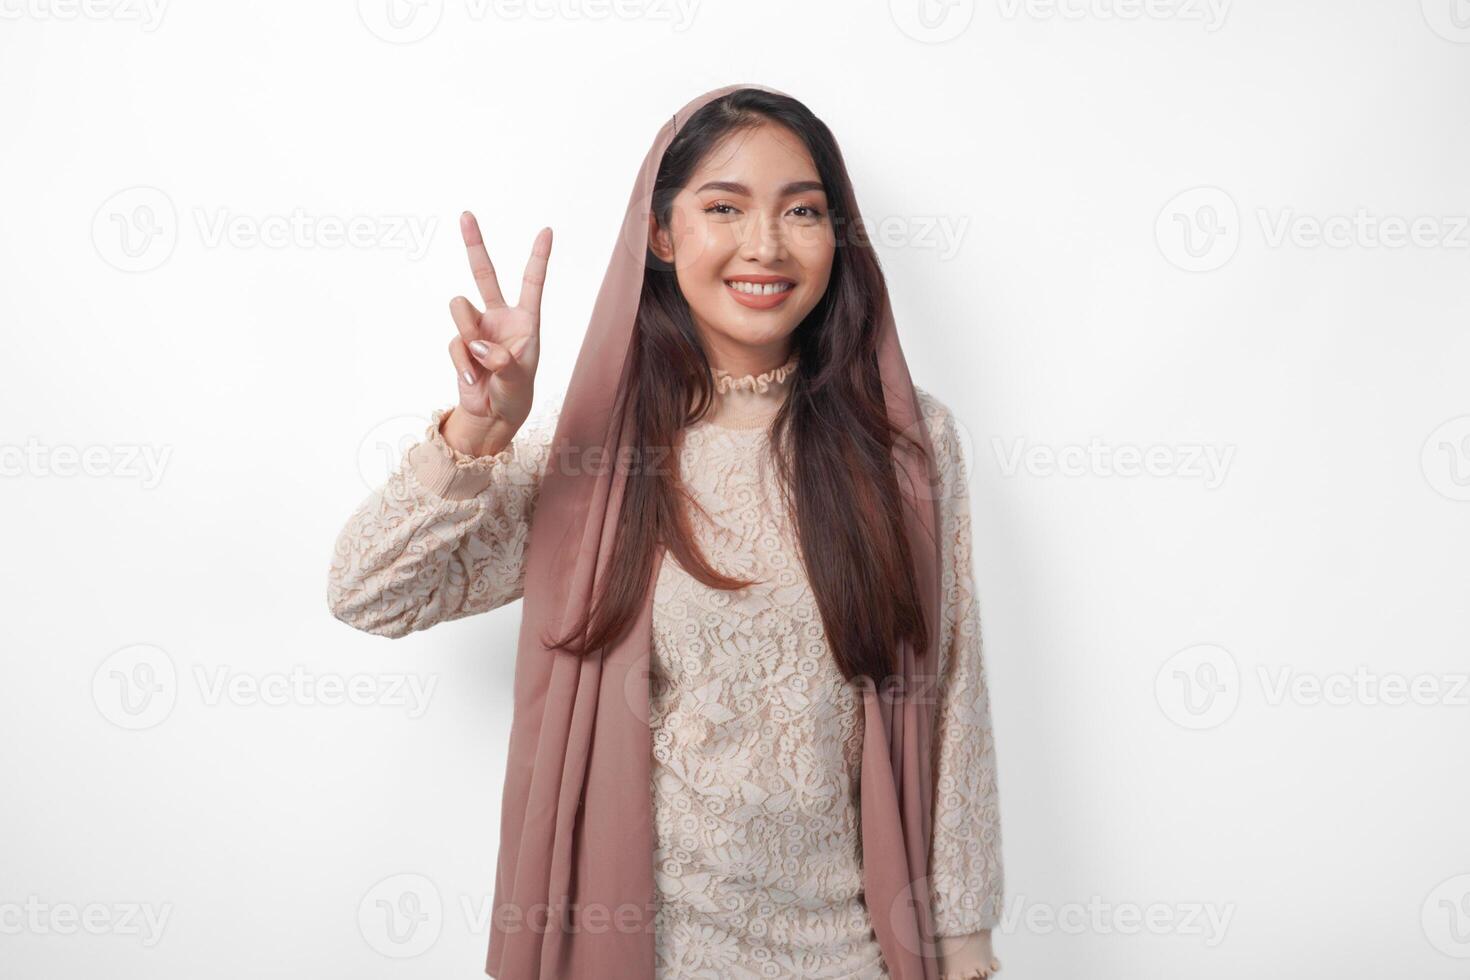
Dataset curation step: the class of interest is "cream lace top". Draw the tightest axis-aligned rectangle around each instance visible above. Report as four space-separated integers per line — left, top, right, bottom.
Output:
327 355 1004 980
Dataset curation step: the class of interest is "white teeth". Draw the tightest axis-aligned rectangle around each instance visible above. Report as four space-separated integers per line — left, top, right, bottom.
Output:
726 280 793 296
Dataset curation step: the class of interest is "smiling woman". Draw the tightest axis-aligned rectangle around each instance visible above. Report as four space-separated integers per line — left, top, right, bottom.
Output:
327 83 1004 980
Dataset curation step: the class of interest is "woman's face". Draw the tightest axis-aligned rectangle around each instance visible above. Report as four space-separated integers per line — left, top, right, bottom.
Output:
650 121 835 371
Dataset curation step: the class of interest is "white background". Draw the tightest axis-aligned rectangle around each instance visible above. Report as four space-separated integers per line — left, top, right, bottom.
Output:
3 1 1468 977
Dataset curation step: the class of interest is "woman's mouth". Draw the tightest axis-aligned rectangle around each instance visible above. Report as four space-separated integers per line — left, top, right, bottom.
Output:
724 277 796 309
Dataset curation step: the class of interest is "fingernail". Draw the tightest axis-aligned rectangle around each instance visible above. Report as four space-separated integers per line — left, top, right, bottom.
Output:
462 369 475 385
469 340 490 358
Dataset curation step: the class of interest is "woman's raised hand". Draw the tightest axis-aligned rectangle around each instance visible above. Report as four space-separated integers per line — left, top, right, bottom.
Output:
442 212 551 456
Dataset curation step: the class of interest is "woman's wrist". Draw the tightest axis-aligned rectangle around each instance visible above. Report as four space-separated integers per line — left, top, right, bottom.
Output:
937 929 1001 979
441 406 519 458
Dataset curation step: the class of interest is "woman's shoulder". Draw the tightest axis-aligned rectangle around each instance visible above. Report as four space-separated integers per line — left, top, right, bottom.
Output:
909 383 974 491
910 383 962 447
911 382 948 420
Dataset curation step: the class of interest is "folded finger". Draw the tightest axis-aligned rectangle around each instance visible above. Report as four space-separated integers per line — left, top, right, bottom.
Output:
447 336 477 388
449 295 482 346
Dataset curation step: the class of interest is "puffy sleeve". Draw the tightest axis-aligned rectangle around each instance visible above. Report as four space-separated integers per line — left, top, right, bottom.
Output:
326 397 561 638
917 387 1005 979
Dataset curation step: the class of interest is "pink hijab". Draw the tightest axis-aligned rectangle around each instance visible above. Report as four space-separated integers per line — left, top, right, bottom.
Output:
485 82 945 979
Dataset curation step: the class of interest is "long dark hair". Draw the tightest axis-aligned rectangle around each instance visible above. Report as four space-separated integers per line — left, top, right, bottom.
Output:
546 87 933 684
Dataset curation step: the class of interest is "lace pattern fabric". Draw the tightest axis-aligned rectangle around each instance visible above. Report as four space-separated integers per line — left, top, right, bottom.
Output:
649 416 884 978
327 363 1004 978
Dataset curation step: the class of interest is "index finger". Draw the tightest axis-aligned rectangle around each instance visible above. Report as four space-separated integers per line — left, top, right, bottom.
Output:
460 211 506 309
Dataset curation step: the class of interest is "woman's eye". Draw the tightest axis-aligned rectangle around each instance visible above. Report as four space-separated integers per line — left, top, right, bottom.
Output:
702 202 824 218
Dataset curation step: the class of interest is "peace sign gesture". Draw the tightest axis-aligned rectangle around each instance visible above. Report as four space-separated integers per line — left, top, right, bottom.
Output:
443 211 551 454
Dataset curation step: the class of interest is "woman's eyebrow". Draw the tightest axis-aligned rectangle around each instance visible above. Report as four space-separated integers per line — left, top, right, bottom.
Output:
694 179 826 197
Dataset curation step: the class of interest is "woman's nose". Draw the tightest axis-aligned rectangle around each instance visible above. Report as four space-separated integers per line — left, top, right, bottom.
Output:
740 213 788 263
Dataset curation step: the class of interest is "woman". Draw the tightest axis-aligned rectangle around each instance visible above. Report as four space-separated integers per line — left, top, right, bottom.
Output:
328 83 1003 980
